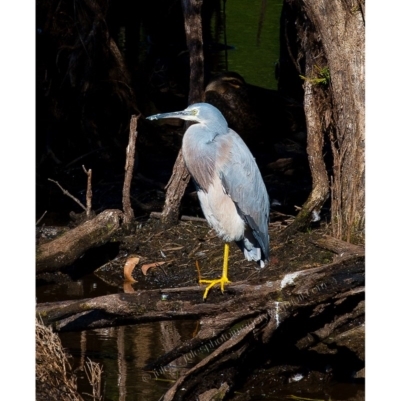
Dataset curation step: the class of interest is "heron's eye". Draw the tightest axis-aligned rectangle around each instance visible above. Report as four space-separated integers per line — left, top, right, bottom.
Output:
191 109 198 115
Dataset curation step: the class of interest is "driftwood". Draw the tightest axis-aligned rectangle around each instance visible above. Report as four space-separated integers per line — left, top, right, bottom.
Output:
37 254 364 399
36 209 123 273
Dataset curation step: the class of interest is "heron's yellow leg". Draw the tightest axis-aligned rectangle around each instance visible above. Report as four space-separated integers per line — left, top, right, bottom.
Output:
199 243 231 299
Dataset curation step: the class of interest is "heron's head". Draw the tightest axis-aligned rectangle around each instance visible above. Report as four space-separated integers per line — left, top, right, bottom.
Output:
146 103 228 130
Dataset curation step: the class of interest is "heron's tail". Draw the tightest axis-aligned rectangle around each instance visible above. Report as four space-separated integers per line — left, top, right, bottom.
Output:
236 237 267 269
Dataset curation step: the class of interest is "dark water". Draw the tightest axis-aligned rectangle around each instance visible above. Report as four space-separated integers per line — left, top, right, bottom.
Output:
60 322 198 401
37 276 200 401
37 271 364 400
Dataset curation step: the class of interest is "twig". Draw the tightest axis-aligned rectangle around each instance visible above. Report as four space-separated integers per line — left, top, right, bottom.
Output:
83 357 103 401
48 178 86 211
122 115 139 226
181 215 206 223
82 165 93 217
150 211 206 223
195 260 202 282
36 210 47 226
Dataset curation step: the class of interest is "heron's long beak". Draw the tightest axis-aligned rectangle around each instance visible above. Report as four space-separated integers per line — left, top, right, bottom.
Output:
146 109 195 121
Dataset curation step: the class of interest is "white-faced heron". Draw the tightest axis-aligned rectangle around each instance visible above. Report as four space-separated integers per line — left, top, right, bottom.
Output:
147 103 270 299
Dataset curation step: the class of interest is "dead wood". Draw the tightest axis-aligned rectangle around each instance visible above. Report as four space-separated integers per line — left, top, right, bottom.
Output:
48 178 87 212
37 255 363 332
311 234 364 257
280 75 330 239
36 210 48 226
150 211 206 223
82 165 92 217
36 209 123 273
160 0 205 226
122 115 139 226
159 152 191 226
37 255 364 399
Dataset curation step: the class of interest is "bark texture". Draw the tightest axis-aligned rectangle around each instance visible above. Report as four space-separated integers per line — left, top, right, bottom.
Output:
122 115 138 226
304 0 365 241
303 0 365 242
281 0 365 242
36 209 123 272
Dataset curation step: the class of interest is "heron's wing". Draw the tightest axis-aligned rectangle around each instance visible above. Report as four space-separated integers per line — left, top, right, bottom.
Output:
217 129 270 259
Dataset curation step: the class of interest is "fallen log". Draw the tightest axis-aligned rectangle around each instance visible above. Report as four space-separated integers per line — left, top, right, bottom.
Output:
36 209 123 273
37 255 363 329
37 254 364 400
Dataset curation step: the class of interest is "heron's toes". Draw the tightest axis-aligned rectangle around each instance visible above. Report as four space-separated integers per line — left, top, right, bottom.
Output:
199 276 231 299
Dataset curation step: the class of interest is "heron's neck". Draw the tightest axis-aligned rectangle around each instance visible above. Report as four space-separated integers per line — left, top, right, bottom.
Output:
202 119 229 136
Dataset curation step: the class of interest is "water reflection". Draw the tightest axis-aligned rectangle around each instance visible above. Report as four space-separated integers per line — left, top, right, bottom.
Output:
59 320 198 401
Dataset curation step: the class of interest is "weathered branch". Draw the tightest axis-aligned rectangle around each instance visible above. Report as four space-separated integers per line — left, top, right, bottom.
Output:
48 178 87 212
311 234 364 257
160 0 205 225
37 255 364 331
163 313 281 401
122 115 139 226
36 209 123 273
82 165 92 217
280 61 330 239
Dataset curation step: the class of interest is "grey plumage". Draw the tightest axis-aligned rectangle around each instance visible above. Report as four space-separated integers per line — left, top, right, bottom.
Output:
147 102 270 268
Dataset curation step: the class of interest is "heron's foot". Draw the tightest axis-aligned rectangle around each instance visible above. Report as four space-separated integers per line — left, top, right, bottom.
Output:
199 276 231 300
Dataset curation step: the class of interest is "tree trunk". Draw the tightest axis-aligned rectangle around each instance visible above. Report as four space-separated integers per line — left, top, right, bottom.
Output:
160 0 205 226
280 0 365 243
302 0 365 243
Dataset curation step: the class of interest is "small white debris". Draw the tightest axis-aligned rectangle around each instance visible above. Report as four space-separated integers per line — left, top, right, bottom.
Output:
289 373 304 383
311 210 321 222
275 301 280 327
271 199 281 207
280 271 300 289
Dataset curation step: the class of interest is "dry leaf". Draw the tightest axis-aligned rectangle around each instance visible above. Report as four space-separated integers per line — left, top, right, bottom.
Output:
123 281 135 293
141 261 166 276
123 256 140 282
